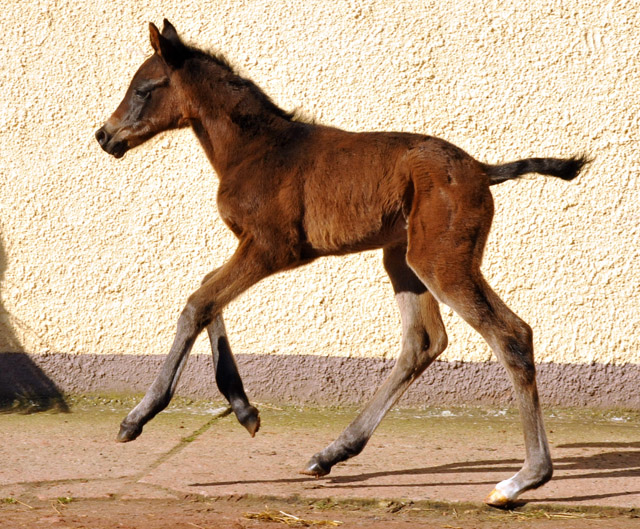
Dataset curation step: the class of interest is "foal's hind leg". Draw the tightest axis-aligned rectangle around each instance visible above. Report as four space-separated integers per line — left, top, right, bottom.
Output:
405 180 552 506
302 243 448 477
420 271 551 506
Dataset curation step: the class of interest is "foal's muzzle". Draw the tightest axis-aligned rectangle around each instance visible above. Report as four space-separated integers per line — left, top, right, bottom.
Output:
95 126 128 159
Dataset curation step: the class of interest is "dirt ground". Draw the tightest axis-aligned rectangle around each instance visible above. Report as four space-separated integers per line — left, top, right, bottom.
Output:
1 397 639 528
2 495 639 529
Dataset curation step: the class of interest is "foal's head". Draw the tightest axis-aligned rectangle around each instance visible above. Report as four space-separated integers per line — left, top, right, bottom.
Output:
95 20 190 158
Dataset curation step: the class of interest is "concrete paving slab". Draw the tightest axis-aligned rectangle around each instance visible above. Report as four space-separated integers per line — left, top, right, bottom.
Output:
139 406 640 508
1 401 638 511
0 410 203 478
0 401 213 500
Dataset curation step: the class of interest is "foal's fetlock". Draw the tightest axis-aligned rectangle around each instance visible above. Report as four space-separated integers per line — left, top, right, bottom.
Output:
234 404 260 437
116 419 143 443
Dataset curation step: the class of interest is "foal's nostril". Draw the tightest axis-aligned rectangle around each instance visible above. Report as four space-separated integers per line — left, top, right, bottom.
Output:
95 128 109 147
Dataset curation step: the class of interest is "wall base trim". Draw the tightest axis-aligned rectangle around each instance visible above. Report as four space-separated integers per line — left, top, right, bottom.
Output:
1 352 637 409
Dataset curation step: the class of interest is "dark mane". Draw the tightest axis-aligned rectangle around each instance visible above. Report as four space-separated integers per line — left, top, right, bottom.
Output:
190 46 236 72
186 45 304 124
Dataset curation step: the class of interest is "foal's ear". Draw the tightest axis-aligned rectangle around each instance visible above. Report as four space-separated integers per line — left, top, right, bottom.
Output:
149 21 185 69
161 19 180 44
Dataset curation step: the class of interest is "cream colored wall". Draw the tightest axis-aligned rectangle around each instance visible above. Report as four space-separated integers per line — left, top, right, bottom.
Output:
0 0 638 366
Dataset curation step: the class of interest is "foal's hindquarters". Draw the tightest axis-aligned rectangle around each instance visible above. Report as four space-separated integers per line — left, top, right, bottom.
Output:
302 142 553 506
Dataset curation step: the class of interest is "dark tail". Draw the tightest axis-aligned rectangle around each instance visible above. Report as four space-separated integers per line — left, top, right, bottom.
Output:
486 155 590 186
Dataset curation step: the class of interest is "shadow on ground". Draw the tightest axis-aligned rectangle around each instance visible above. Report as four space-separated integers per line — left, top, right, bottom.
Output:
191 448 640 504
0 233 68 413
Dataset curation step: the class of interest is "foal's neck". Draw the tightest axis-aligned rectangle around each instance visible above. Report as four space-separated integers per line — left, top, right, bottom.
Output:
181 57 294 176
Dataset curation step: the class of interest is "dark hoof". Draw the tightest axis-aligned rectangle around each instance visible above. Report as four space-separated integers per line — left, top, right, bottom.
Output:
116 420 142 443
300 456 331 477
236 405 260 438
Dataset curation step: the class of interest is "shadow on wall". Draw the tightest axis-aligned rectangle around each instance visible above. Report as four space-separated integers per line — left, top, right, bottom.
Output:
0 233 68 413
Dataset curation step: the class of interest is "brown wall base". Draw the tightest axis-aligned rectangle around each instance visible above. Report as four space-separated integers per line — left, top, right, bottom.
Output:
1 352 638 409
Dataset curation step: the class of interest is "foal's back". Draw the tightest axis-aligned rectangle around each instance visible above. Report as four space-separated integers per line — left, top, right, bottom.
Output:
293 125 482 255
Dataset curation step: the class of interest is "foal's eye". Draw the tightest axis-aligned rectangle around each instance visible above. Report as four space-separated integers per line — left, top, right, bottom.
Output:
134 89 150 100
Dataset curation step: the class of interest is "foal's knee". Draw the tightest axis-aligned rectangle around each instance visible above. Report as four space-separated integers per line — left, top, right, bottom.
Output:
178 299 215 336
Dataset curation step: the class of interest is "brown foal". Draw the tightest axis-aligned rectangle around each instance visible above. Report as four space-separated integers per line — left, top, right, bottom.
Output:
95 20 588 506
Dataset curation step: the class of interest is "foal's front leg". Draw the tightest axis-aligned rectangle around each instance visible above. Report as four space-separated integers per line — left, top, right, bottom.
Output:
207 315 260 436
199 267 260 436
117 323 195 442
117 239 273 442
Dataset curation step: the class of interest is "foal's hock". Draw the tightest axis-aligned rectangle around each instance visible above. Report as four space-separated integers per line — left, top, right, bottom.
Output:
95 20 588 507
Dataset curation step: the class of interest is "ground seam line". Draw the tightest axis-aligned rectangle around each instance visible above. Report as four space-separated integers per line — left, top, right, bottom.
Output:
117 406 232 495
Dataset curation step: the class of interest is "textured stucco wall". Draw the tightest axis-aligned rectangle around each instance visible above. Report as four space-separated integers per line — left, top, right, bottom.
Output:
1 1 638 375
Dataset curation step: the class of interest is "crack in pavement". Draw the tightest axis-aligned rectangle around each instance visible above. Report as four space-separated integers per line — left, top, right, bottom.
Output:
115 406 232 497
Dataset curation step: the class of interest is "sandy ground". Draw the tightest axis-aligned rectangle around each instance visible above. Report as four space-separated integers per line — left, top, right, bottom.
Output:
1 397 639 528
